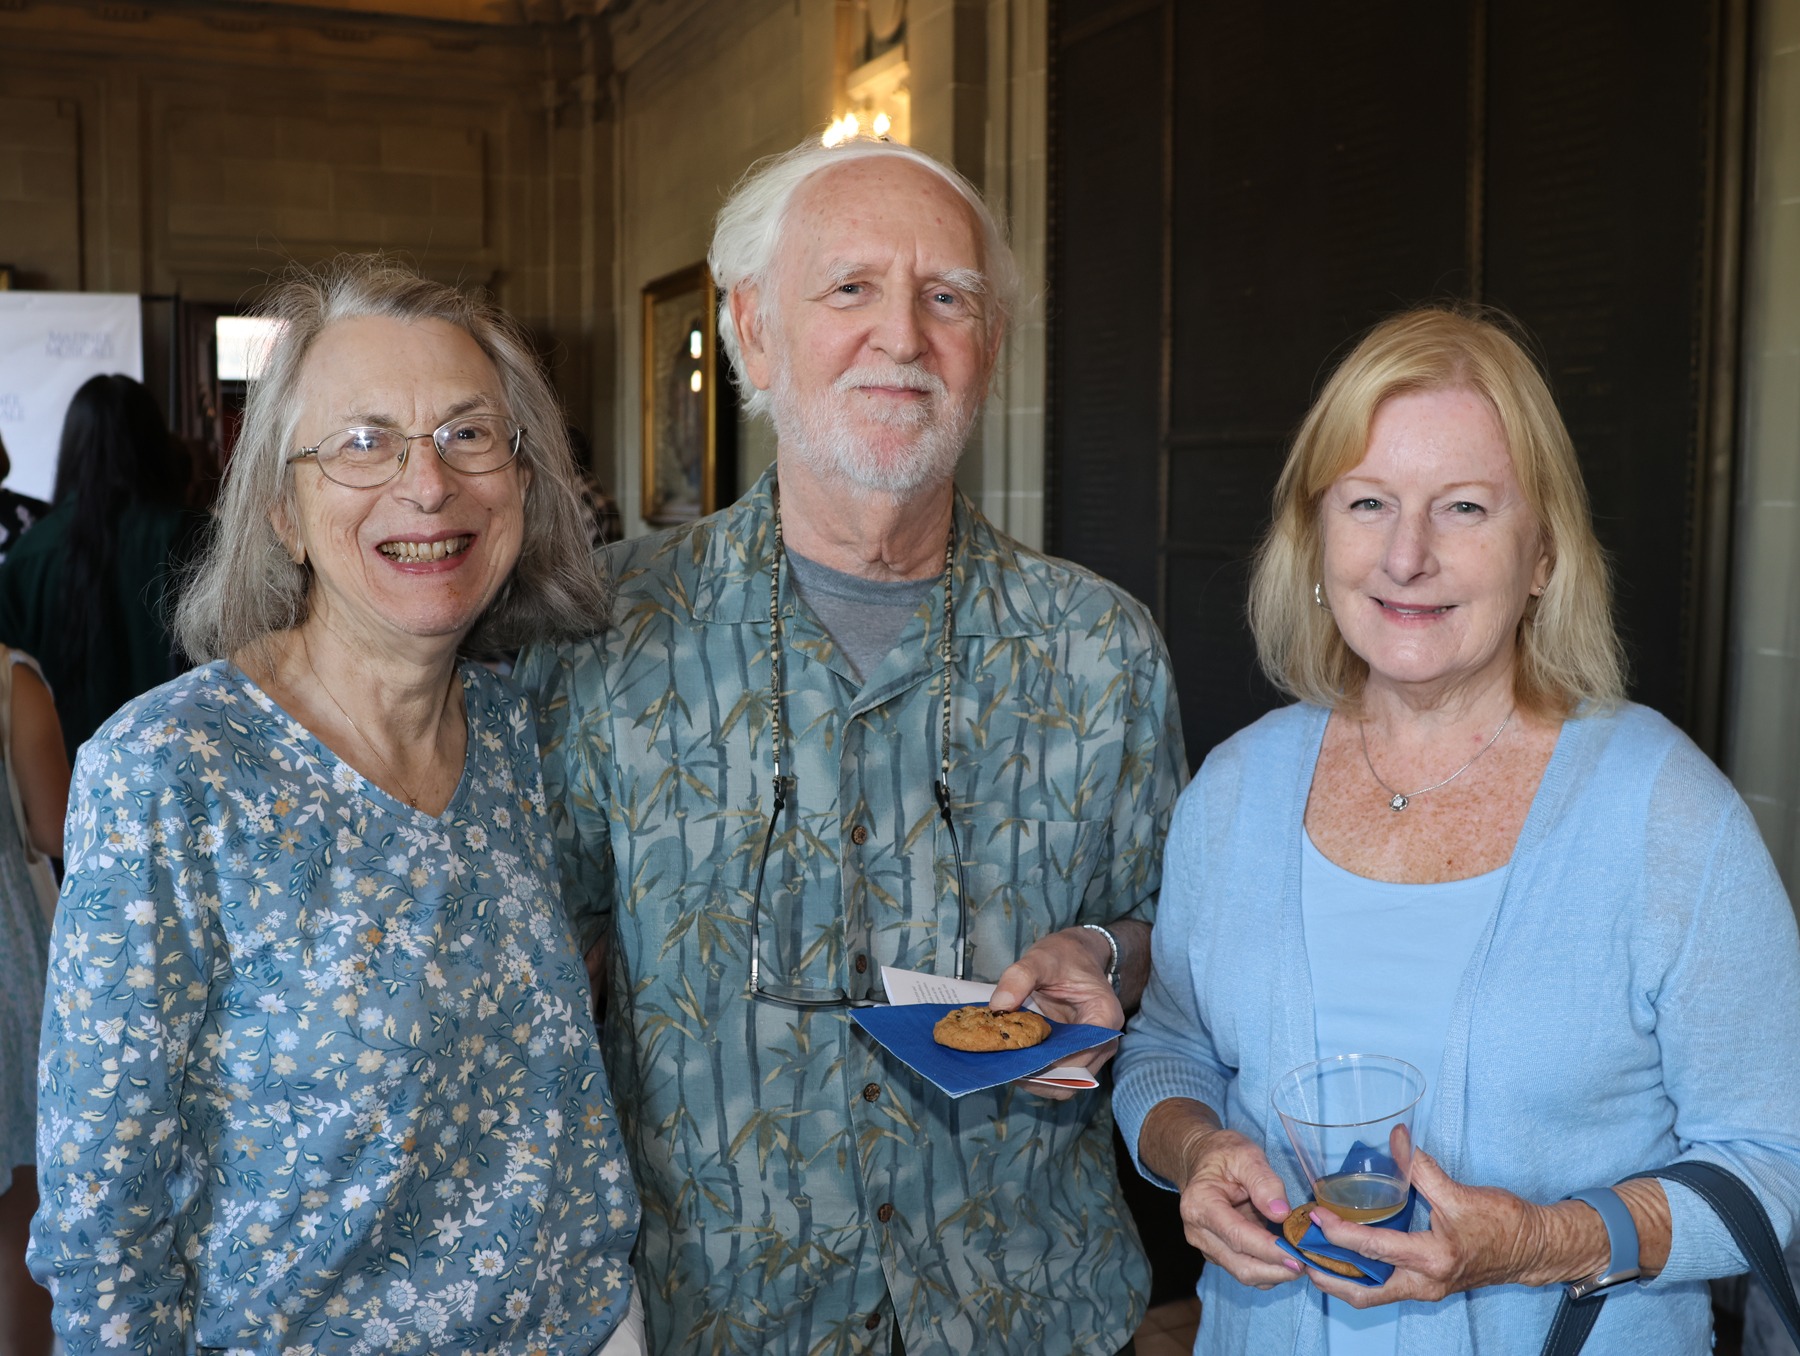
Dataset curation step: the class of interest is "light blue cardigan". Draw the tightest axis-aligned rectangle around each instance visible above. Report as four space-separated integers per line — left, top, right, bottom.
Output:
1113 702 1800 1356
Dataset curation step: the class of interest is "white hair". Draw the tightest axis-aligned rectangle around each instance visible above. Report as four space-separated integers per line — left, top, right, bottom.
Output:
707 136 1022 418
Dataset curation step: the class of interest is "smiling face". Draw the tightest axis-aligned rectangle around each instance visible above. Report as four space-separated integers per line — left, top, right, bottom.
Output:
278 314 529 658
734 156 1001 497
1318 386 1551 706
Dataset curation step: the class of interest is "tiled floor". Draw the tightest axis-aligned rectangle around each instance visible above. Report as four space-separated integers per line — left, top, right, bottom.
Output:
1133 1296 1200 1356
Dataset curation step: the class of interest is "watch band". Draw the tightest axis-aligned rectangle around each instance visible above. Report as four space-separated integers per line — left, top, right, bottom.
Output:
1080 923 1120 993
1564 1186 1642 1300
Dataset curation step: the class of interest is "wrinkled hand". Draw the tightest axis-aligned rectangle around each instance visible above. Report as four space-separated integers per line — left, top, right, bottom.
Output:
1301 1150 1555 1307
1172 1126 1304 1289
988 928 1123 1100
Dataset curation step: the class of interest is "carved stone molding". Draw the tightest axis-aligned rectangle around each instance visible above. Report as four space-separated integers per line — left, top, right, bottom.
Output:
200 12 266 31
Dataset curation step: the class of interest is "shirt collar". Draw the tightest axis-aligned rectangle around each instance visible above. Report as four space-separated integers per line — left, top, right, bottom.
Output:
688 465 1048 639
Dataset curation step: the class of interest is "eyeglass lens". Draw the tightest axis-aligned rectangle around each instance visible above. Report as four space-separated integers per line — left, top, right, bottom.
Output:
311 415 522 486
746 793 968 1010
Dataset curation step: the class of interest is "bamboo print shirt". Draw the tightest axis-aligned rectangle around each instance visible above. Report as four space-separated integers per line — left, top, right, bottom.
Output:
30 661 640 1356
519 471 1187 1356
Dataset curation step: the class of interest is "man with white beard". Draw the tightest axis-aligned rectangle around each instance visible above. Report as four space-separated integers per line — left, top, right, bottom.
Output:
519 137 1185 1356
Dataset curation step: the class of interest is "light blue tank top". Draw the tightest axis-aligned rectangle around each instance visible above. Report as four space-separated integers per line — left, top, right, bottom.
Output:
1300 833 1507 1356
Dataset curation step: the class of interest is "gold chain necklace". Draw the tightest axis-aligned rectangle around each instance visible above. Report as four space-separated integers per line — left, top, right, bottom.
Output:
301 641 448 810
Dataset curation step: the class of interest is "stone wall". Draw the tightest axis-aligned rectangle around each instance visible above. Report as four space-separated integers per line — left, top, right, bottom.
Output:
0 0 1050 545
1726 0 1800 908
0 1 611 443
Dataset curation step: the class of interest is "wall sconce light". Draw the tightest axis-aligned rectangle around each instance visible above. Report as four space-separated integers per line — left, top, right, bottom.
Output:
822 110 894 147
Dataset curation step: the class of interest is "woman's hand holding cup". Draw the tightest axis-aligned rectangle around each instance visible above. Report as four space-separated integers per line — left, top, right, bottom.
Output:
1144 1101 1308 1289
1299 1149 1564 1305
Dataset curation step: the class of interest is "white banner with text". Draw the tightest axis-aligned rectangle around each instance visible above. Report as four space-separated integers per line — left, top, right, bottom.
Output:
0 292 144 502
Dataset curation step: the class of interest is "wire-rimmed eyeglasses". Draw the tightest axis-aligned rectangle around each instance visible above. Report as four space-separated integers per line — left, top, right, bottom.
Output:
286 413 525 488
746 488 969 1009
746 772 971 1009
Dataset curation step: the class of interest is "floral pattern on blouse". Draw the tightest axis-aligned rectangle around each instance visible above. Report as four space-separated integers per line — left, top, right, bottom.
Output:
30 660 639 1356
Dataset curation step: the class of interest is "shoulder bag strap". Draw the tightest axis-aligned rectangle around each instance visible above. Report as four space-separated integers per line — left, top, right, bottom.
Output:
1538 1283 1604 1356
1540 1160 1800 1356
1636 1161 1800 1351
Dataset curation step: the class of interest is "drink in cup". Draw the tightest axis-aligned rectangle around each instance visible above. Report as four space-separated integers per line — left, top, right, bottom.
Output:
1271 1053 1425 1225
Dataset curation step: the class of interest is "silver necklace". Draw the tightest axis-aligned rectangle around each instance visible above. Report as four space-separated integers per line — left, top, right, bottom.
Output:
1359 707 1515 811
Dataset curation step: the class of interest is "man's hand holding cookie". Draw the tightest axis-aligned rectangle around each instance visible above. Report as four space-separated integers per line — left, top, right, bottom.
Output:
986 920 1151 1101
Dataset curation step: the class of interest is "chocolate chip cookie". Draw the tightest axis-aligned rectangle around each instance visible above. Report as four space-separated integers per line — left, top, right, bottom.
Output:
931 1005 1052 1052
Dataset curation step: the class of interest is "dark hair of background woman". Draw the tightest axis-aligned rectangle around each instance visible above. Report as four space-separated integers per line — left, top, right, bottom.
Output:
48 375 188 713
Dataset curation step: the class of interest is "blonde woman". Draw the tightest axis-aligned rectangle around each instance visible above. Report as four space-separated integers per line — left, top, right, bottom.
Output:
1113 307 1800 1355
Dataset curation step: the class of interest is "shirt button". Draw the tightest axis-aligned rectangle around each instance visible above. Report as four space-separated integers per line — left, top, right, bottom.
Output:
850 824 869 845
877 1202 894 1223
862 1083 881 1102
864 1312 882 1330
854 953 868 974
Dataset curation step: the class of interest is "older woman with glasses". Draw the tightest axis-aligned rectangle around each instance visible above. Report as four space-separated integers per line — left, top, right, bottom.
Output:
29 257 640 1355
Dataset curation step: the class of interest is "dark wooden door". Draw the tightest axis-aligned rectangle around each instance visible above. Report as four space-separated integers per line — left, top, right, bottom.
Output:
1052 0 1734 771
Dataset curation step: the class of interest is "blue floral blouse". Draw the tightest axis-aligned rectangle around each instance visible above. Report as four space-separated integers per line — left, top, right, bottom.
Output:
30 660 639 1356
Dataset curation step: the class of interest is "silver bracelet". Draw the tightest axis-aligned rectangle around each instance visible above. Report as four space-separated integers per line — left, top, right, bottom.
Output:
1080 922 1120 993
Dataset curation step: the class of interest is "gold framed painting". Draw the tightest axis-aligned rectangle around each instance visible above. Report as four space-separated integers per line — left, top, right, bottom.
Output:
641 263 721 525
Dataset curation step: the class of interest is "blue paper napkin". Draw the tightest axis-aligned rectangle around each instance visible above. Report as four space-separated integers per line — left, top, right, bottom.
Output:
1272 1168 1418 1289
849 1002 1119 1098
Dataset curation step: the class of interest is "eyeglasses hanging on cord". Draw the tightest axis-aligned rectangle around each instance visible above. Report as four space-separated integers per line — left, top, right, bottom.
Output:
745 489 968 1008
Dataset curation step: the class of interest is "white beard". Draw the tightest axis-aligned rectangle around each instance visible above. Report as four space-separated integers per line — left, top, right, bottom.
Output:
770 360 980 497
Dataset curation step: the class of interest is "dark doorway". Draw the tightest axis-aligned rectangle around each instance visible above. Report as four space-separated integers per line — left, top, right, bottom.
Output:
1051 0 1740 771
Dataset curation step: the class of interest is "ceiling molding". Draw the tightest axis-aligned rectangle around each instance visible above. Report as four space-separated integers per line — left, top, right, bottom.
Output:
146 0 619 28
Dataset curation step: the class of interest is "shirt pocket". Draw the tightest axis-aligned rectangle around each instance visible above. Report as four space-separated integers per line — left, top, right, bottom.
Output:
963 816 1108 979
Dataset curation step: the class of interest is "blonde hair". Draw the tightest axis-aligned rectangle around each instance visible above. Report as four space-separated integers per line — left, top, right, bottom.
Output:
1247 305 1626 716
176 254 609 663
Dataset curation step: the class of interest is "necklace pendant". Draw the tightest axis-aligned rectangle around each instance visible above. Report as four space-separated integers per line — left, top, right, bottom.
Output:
1388 793 1409 811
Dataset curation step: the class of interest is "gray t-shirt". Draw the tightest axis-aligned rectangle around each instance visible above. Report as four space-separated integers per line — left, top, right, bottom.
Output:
786 548 937 682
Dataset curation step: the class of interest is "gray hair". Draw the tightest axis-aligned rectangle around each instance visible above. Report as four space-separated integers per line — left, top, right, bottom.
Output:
175 254 610 663
707 136 1022 417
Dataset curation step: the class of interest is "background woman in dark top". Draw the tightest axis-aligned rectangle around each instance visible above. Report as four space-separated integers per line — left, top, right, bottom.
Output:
0 374 202 761
0 432 49 565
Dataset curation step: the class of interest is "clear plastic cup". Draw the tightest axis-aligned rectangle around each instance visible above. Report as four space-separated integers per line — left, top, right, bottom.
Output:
1271 1053 1425 1223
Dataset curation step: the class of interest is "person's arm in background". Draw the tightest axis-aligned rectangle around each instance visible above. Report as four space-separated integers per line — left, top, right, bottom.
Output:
9 659 68 856
30 743 214 1354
